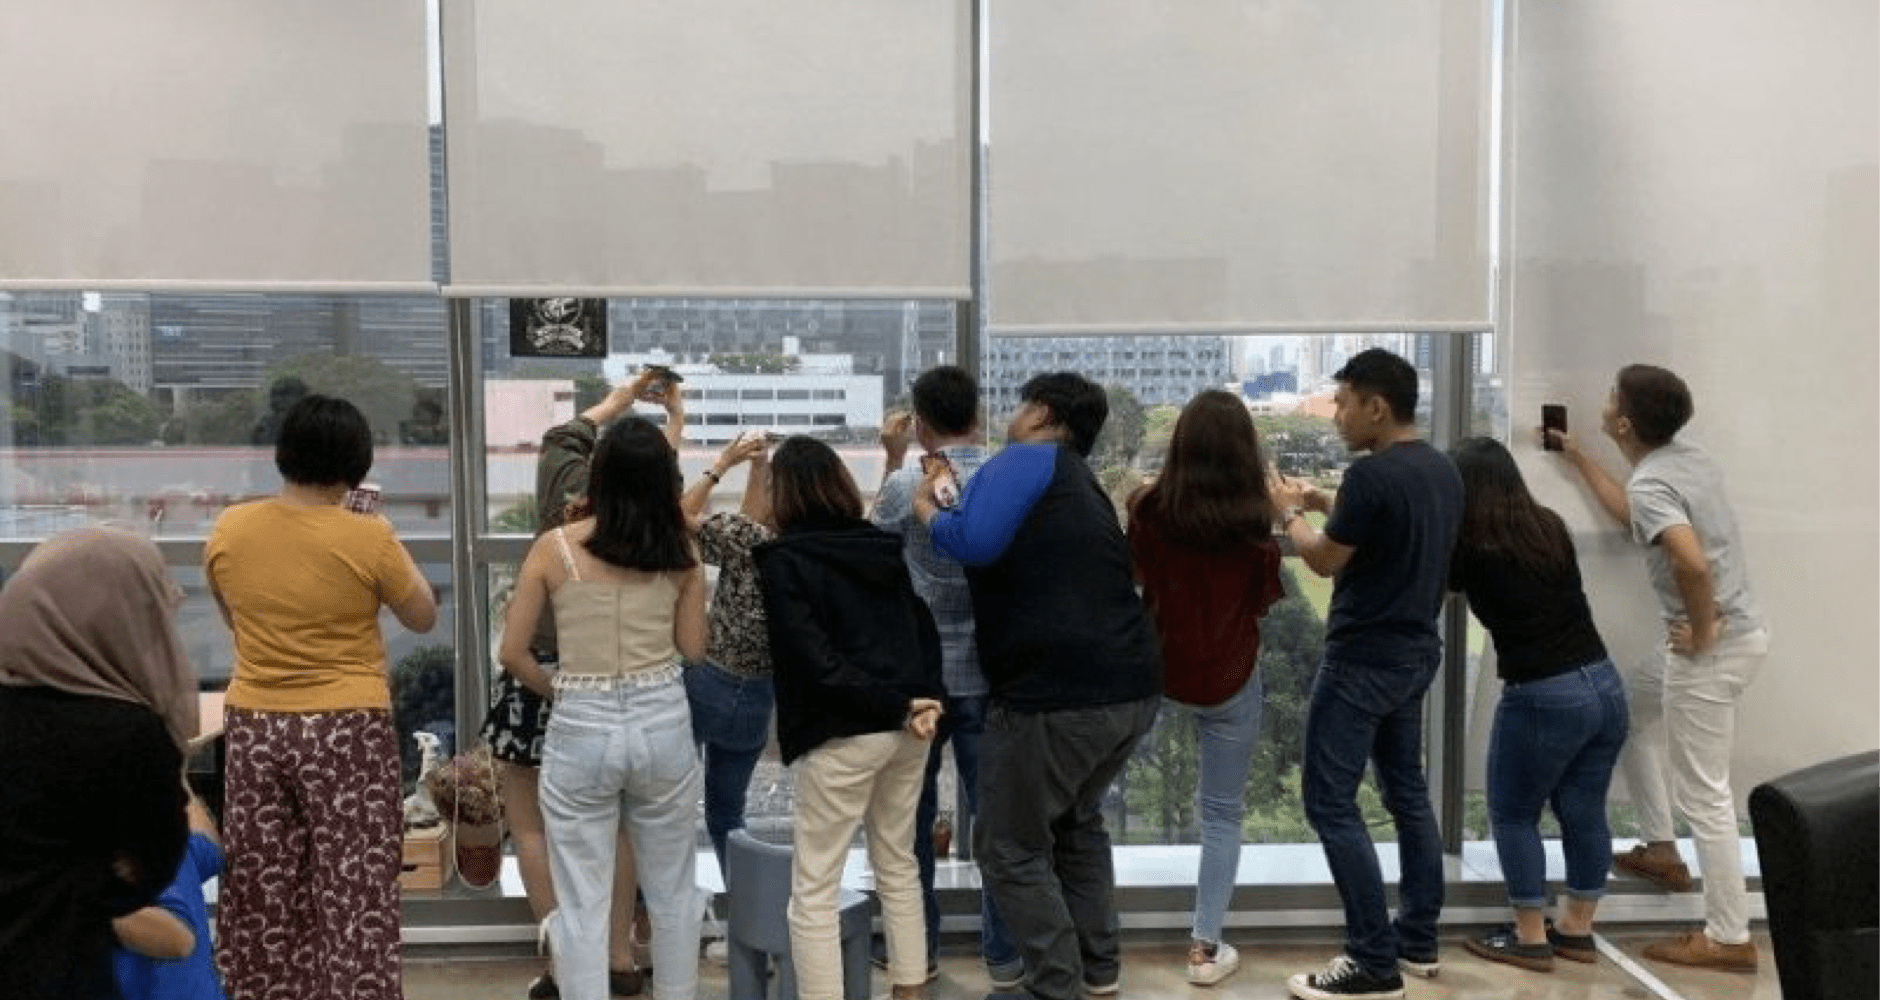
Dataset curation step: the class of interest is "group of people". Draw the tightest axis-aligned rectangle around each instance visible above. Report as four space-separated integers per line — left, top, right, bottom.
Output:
0 347 1766 1000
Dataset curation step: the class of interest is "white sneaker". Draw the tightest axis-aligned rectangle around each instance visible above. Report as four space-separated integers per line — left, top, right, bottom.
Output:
705 939 729 967
1186 941 1240 986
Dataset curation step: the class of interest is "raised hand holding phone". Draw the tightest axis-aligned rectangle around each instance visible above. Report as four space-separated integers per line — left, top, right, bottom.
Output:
1541 404 1568 452
920 451 959 509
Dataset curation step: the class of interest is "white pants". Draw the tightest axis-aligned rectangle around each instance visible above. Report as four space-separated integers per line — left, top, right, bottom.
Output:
788 731 930 1000
1620 628 1768 944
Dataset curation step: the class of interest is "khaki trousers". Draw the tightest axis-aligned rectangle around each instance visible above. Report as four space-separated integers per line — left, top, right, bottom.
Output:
788 730 930 1000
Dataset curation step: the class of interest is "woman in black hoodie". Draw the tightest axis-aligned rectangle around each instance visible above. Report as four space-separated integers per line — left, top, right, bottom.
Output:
753 437 945 1000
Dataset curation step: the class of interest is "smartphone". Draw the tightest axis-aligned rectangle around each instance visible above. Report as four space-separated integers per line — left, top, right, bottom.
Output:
1541 404 1567 450
343 481 381 515
762 430 787 444
642 364 683 400
921 452 960 509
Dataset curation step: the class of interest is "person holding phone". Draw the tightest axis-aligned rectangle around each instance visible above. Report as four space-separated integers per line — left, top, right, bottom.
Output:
1449 438 1626 973
206 394 437 1000
871 366 1022 989
1547 365 1767 973
1270 349 1461 1000
1126 389 1285 986
485 368 680 999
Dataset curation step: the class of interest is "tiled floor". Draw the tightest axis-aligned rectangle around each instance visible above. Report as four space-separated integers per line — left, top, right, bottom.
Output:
403 929 1779 1000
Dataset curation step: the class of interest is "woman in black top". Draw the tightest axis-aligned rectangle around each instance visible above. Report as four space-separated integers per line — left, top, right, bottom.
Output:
752 438 944 1000
1449 438 1629 973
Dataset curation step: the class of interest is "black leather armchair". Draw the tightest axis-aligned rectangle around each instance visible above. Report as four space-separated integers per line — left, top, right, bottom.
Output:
1748 750 1878 1000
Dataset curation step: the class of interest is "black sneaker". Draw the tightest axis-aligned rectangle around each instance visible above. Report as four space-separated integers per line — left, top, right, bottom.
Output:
1462 926 1553 973
1287 955 1405 999
527 970 560 1000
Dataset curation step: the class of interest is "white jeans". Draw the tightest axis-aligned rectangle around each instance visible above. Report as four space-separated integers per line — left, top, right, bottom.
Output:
1620 628 1768 944
788 730 930 1000
542 682 705 1000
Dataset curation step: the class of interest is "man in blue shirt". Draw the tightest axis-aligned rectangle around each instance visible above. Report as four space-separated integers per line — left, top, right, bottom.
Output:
872 365 1021 988
916 372 1161 1000
1273 349 1463 1000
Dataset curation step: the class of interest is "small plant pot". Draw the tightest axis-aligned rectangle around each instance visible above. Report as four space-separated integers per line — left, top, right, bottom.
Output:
454 819 504 889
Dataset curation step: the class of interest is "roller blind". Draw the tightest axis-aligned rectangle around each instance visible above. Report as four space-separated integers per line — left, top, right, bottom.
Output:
986 0 1491 334
0 0 435 292
1508 0 1878 791
442 0 972 299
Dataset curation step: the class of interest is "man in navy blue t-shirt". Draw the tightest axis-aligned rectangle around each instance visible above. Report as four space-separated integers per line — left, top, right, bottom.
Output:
1272 349 1462 1000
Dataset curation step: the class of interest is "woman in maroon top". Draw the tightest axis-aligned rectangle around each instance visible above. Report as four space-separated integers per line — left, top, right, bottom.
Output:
1128 390 1284 987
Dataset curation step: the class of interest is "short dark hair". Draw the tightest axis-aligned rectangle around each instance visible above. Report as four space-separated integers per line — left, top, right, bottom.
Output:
584 417 696 571
1614 364 1693 446
275 394 373 488
1018 372 1108 458
910 366 979 437
769 437 864 530
1333 348 1418 424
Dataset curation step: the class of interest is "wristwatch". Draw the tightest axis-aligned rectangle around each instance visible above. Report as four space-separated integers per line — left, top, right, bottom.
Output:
702 468 722 485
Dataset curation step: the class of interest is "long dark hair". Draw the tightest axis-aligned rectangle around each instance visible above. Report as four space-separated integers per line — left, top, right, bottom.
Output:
1450 436 1573 579
582 417 695 571
1133 390 1277 547
768 437 863 530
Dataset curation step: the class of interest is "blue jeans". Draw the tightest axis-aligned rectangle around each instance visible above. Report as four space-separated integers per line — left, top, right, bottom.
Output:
1301 657 1443 979
913 694 1019 973
1487 658 1628 909
683 660 774 872
541 681 704 1000
1169 672 1264 943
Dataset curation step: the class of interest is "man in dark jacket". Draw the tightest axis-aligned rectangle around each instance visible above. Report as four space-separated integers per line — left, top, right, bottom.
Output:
916 372 1162 1000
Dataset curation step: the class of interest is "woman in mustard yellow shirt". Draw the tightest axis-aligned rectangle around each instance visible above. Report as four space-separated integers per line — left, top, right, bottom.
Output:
206 394 436 1000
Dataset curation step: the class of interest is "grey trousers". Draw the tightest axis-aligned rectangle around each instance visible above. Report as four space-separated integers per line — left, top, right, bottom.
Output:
974 695 1160 1000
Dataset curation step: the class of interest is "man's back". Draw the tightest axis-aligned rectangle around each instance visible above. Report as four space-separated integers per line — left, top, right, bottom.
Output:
1322 440 1463 665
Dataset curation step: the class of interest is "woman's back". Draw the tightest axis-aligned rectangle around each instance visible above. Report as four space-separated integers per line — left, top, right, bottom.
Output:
1453 535 1607 684
546 522 682 679
207 499 416 711
1129 512 1282 706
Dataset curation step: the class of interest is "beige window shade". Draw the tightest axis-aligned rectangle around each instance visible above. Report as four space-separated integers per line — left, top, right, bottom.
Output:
986 0 1492 334
442 0 971 299
0 0 435 292
1508 0 1877 790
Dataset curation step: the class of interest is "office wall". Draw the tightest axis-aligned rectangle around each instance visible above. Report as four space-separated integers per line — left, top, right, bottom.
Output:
1505 0 1879 803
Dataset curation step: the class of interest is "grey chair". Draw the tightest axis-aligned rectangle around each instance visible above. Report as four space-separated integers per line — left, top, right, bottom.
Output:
725 829 876 1000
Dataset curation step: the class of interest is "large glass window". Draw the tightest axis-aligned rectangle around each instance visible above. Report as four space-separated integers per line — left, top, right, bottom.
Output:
0 290 456 791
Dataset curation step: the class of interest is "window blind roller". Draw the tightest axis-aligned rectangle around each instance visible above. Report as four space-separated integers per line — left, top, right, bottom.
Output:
0 0 435 292
442 0 971 299
986 0 1491 335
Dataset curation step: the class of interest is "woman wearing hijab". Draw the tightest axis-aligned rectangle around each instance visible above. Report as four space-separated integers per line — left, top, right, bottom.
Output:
0 527 200 1000
206 394 437 1000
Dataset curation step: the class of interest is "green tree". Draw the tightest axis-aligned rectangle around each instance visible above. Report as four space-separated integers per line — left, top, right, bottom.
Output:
1254 412 1345 479
1092 385 1147 470
1138 404 1182 470
710 353 799 375
493 497 539 534
264 353 419 445
16 374 161 446
166 389 260 446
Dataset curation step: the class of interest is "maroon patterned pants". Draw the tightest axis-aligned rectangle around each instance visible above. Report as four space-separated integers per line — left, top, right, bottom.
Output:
218 708 403 1000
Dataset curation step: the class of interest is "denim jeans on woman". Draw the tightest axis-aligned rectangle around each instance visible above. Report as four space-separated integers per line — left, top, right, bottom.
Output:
541 680 705 1000
1486 657 1628 909
1301 656 1444 980
684 660 775 870
1167 672 1264 944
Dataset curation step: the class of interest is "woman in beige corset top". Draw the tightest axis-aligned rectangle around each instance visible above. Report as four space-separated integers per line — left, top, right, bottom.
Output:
500 417 708 1000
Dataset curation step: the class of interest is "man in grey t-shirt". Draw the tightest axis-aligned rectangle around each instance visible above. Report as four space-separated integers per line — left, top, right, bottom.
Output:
1551 364 1768 974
